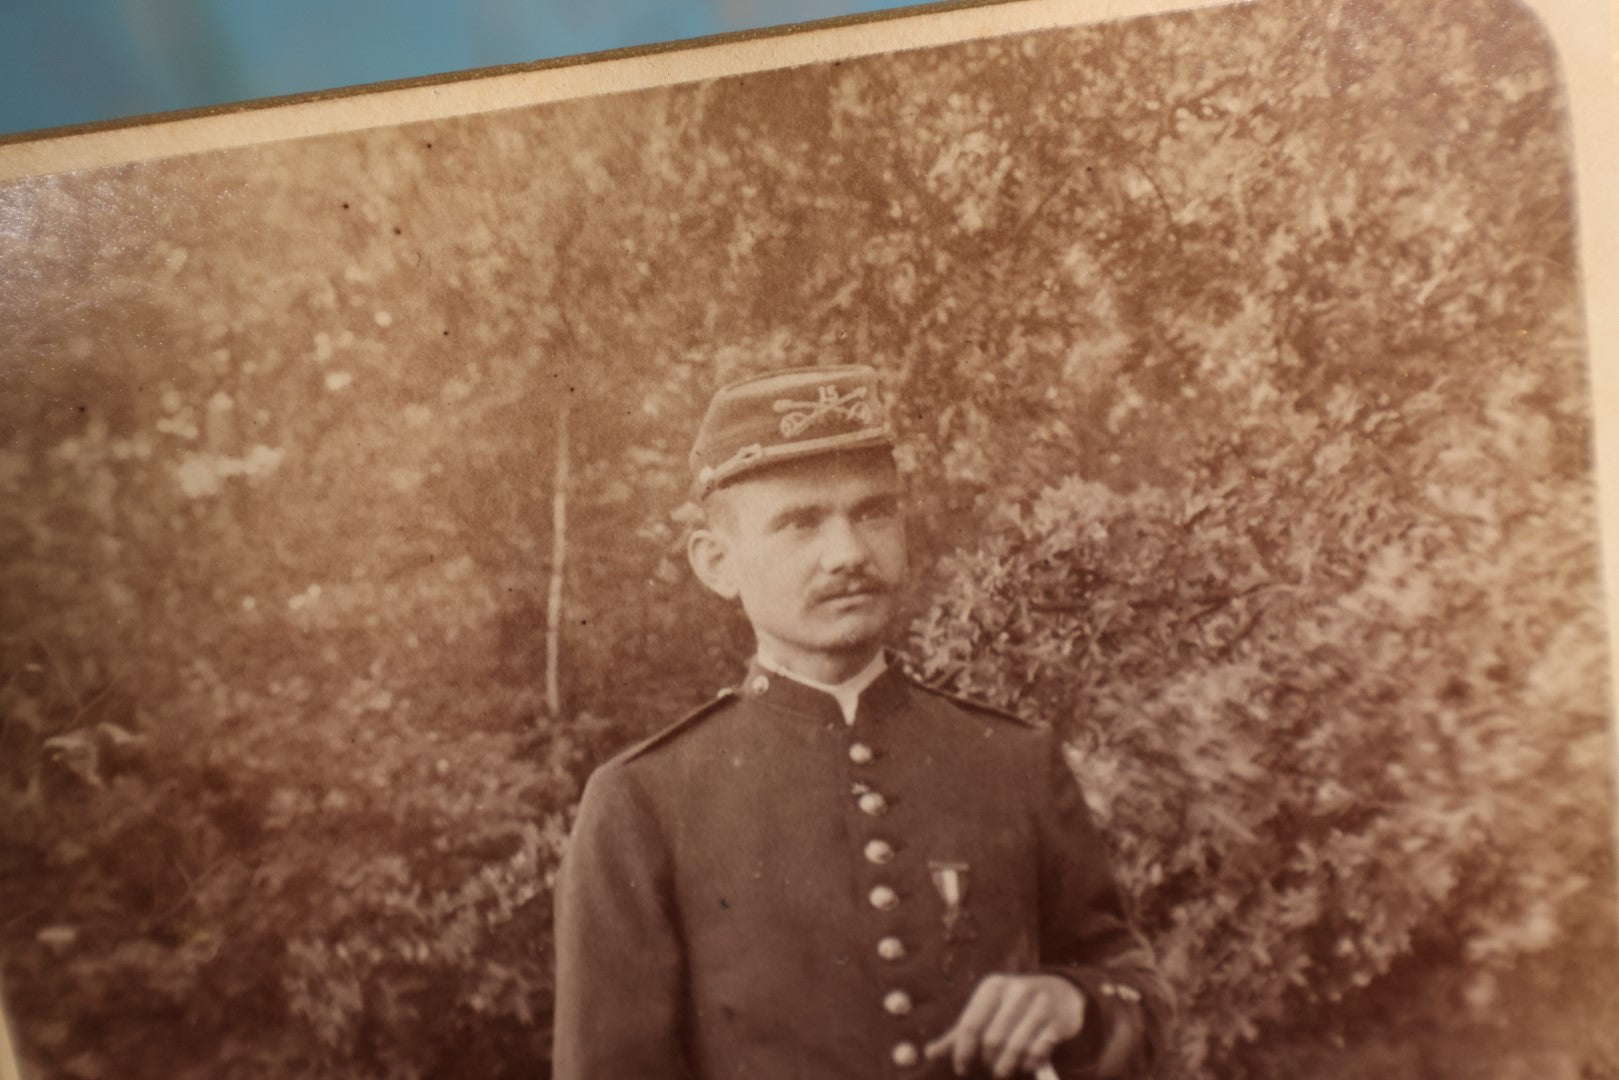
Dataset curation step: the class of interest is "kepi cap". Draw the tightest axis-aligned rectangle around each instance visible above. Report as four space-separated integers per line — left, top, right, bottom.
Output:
690 365 894 497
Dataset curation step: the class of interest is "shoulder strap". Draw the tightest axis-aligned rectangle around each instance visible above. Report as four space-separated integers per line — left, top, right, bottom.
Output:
899 670 1036 728
621 688 738 762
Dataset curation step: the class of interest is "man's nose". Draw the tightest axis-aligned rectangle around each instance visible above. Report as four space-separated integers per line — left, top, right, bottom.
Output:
820 515 871 570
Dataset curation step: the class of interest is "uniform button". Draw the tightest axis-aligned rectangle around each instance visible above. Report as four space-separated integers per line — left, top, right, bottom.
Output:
869 885 899 911
891 1041 919 1067
749 675 770 694
858 792 888 816
848 742 874 765
877 936 906 961
883 989 913 1016
864 839 895 864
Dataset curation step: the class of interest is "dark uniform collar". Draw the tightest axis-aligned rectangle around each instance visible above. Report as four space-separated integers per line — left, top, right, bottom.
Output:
738 651 909 726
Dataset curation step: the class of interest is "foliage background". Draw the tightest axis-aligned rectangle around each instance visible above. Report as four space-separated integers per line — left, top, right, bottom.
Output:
1 0 1614 1076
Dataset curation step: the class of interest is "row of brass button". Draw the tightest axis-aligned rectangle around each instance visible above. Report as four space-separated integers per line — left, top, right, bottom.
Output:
850 739 919 1071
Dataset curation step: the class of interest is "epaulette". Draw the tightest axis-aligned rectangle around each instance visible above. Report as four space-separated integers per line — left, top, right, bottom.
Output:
621 687 738 763
900 670 1037 728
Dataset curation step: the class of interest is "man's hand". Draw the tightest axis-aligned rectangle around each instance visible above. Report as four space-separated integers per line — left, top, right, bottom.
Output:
924 973 1086 1078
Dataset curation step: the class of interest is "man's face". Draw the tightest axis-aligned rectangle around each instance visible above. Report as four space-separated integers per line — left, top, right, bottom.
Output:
691 452 907 681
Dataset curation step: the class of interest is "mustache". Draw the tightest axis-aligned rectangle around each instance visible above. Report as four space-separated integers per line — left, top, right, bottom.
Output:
811 577 890 603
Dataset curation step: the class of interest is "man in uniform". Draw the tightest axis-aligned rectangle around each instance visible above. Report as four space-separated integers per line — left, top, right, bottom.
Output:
553 366 1172 1079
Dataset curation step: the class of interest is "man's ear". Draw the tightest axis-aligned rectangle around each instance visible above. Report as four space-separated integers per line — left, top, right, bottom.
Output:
687 528 740 600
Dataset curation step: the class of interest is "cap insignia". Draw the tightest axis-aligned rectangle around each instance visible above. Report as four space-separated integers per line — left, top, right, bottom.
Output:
774 384 876 438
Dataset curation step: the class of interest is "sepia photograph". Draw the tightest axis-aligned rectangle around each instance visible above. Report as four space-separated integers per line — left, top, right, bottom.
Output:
1 0 1616 1077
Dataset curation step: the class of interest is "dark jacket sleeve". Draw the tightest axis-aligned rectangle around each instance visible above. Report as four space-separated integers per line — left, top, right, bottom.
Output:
1033 731 1175 1079
552 762 690 1080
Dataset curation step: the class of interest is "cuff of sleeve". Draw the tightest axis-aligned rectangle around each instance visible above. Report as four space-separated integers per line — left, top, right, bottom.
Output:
1043 966 1146 1080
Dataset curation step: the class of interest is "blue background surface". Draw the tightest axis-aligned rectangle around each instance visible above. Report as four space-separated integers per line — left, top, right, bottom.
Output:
1 0 913 137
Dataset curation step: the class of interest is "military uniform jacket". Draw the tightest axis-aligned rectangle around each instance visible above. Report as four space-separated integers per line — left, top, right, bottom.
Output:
553 661 1172 1079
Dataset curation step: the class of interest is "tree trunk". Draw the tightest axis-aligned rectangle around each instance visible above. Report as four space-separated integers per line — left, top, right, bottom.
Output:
545 397 570 719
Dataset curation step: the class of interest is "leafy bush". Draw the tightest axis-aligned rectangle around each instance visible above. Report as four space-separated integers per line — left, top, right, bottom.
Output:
910 407 1611 1073
1 646 586 1078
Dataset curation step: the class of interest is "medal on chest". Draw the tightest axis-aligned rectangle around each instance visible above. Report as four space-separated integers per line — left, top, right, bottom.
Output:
929 860 976 944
